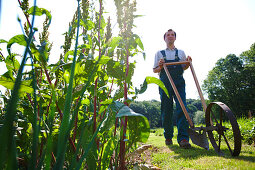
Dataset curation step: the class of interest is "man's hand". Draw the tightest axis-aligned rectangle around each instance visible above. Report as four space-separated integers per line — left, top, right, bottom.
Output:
153 58 165 73
186 56 192 62
184 56 192 70
158 58 165 69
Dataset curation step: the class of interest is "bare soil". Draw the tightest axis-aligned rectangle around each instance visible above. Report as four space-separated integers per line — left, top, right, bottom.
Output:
127 144 172 170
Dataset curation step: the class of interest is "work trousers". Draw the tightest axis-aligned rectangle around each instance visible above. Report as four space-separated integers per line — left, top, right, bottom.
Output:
159 75 189 143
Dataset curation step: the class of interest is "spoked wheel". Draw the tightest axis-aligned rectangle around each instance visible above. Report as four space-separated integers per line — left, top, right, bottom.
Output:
205 102 241 156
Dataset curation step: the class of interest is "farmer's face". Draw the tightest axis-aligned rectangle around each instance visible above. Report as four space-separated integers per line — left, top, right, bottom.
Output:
164 31 176 44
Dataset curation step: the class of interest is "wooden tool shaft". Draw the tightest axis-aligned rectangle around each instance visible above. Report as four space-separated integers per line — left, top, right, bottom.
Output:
164 61 189 66
189 62 207 111
163 64 194 128
164 61 207 111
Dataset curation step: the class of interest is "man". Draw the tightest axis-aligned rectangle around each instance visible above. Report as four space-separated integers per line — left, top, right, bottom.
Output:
153 29 192 149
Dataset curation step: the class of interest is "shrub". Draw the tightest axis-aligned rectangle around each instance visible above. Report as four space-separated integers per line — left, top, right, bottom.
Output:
193 110 205 125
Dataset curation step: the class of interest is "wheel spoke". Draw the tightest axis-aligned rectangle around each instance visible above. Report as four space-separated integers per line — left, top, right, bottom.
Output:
205 102 241 157
220 109 223 126
223 133 233 155
210 110 219 125
218 134 222 152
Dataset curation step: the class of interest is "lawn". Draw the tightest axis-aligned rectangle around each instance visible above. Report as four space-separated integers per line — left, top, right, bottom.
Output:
137 129 255 169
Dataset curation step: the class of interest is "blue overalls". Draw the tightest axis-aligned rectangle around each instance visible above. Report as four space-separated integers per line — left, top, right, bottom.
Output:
159 49 189 143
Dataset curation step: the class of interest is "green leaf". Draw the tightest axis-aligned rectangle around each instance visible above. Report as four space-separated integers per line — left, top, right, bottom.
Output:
108 37 122 54
146 76 169 97
5 55 20 73
7 35 27 55
116 105 143 118
101 135 116 169
64 50 73 62
64 50 82 63
80 20 95 30
0 75 33 94
95 55 111 64
100 99 113 105
63 70 70 83
136 76 169 98
107 60 125 80
134 34 144 50
116 105 150 143
27 6 52 27
0 39 8 43
100 16 107 29
126 62 135 83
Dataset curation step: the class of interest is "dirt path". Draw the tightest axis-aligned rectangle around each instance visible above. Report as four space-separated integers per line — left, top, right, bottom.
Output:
127 144 172 169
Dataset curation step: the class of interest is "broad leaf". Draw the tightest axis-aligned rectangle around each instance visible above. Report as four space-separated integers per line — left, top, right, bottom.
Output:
95 55 111 64
136 76 169 98
116 105 150 143
0 75 33 94
5 55 20 73
27 6 52 26
107 60 125 80
133 34 144 51
108 37 122 54
80 20 95 30
0 39 8 43
7 35 27 55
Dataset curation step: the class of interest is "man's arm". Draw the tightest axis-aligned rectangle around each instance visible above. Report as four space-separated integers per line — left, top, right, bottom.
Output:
153 59 165 73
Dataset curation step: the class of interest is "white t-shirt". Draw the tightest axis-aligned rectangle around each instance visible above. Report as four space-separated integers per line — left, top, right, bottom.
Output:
153 48 187 69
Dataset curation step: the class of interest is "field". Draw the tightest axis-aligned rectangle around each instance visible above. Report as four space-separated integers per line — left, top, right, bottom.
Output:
129 127 255 170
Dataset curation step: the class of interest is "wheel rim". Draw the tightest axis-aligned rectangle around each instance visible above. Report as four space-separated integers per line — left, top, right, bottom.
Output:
205 102 241 156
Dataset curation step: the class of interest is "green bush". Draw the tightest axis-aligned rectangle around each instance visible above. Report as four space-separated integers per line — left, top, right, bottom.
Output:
238 117 255 144
155 128 164 136
210 117 255 145
193 110 205 125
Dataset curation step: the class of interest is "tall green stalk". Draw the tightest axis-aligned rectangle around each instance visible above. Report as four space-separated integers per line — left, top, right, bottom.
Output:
0 0 37 168
30 51 40 170
54 0 81 169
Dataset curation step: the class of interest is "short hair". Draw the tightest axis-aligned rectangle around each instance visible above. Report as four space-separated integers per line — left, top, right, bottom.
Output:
164 29 176 40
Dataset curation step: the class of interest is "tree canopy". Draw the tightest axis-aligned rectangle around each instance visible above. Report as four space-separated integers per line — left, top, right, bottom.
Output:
202 43 255 117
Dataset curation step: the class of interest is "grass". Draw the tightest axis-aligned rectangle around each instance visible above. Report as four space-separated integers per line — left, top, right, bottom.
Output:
144 128 255 169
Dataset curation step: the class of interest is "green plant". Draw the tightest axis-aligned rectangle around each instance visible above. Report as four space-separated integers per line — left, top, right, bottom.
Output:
154 128 164 136
237 117 255 144
0 0 150 169
193 110 205 125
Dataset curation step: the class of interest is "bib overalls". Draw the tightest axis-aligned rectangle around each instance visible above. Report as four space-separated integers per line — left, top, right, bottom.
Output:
159 49 189 143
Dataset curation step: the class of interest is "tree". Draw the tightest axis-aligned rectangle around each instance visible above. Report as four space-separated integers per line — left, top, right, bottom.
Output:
130 99 204 128
203 44 255 117
193 110 205 125
130 100 161 128
240 43 255 116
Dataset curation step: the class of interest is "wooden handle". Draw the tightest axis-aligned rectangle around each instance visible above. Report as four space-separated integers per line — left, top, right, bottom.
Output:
189 62 207 111
164 60 207 111
164 61 189 66
163 64 194 128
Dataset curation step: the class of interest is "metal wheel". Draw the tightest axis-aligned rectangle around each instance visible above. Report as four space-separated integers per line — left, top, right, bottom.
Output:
205 102 241 156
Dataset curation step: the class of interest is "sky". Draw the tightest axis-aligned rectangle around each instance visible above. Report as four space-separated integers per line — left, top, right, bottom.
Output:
0 0 255 101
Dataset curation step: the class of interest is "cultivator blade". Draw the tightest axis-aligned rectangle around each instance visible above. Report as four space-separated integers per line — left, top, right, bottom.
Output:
188 128 209 150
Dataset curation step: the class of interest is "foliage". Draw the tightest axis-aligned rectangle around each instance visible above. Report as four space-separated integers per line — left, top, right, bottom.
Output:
0 0 149 169
193 110 205 125
130 99 204 128
130 100 161 128
135 76 169 98
237 117 255 145
202 46 255 117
